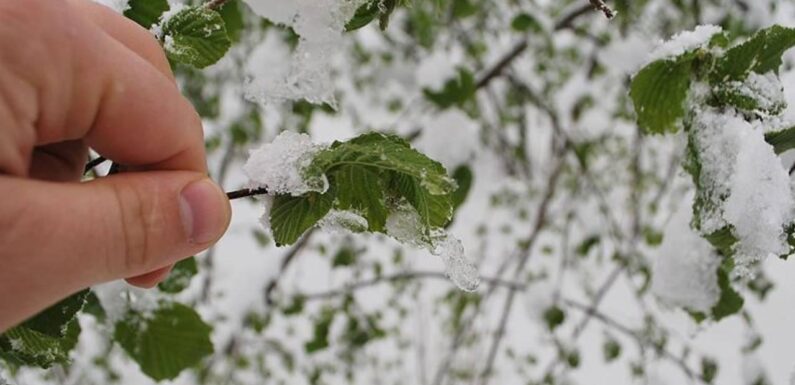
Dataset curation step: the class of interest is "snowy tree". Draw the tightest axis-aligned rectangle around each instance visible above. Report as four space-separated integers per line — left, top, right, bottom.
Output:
3 0 795 385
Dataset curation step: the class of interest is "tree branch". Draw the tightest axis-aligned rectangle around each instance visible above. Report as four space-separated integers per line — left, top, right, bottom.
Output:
588 0 617 19
263 231 315 305
226 187 270 200
204 0 230 10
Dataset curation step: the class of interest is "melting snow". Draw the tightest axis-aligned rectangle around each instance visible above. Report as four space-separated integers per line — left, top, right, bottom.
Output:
243 131 328 195
647 25 722 63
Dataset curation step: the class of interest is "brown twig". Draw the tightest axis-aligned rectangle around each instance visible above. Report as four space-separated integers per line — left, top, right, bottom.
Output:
588 0 617 19
226 187 270 200
263 231 315 305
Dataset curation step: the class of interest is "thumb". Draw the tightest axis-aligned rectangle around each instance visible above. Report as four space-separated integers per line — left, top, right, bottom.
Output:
0 172 230 328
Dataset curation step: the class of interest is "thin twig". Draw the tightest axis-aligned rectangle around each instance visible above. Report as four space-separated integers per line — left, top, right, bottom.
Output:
263 231 315 305
478 159 565 385
83 156 107 175
226 187 270 200
588 0 617 19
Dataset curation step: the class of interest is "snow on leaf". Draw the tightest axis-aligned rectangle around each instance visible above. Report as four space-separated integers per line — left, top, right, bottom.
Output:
160 6 231 69
244 131 328 196
646 25 723 64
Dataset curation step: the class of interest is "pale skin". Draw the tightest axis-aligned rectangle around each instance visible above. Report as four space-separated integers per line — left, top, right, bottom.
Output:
0 0 232 331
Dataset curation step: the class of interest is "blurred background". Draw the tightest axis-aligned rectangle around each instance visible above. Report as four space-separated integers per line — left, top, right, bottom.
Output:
7 0 795 384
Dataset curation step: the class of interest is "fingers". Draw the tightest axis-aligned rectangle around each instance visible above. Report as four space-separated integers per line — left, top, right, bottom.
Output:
28 141 88 181
0 0 207 174
0 172 230 330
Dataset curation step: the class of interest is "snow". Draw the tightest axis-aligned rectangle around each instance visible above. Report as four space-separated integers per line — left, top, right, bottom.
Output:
651 198 722 313
241 0 366 105
92 282 158 323
743 354 770 385
414 110 479 169
723 71 787 114
318 210 369 234
724 121 794 273
385 205 480 291
690 108 746 234
92 0 130 13
647 25 722 63
243 131 328 195
429 232 480 292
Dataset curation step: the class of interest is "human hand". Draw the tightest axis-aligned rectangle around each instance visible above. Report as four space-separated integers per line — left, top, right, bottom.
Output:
0 0 231 331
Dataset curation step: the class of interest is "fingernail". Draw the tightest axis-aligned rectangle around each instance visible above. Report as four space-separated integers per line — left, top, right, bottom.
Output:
179 179 229 244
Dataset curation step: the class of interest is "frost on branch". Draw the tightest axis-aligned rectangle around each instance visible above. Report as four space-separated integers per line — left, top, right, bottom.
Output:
241 0 366 105
652 200 721 313
244 132 479 291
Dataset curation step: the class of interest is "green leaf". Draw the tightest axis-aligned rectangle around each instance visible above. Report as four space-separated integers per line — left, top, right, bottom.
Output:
218 0 244 42
0 290 89 367
334 165 388 232
310 133 456 196
158 257 198 294
423 68 477 110
711 25 795 82
161 6 231 68
305 308 335 354
603 338 621 362
764 125 795 154
450 165 473 210
270 192 334 246
511 13 542 33
542 306 566 331
391 173 453 229
21 290 88 338
710 261 744 320
701 357 719 383
114 302 213 381
124 0 169 29
332 246 358 267
0 321 80 368
630 58 693 134
346 0 398 31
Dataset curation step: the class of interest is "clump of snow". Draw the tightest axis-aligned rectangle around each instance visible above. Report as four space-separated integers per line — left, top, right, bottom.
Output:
385 204 427 247
385 204 480 291
92 0 130 13
651 199 722 313
243 131 328 195
318 210 369 234
647 25 722 63
523 281 555 321
722 71 787 114
241 0 366 105
690 107 795 273
690 108 745 234
724 123 794 272
430 232 480 292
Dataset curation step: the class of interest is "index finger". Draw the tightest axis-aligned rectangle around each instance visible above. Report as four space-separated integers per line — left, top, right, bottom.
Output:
19 0 207 173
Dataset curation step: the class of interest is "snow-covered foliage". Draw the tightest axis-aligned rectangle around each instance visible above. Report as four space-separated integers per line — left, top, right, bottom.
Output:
8 1 795 385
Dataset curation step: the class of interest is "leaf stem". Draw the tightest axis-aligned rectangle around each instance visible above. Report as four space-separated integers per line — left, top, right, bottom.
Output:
588 0 617 19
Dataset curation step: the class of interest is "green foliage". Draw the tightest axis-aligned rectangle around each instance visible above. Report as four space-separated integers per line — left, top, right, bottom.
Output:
603 338 621 362
701 357 718 383
0 290 88 368
158 257 199 293
423 68 477 110
542 306 566 331
450 165 473 210
114 302 213 381
305 308 336 353
270 133 457 246
161 6 232 68
124 0 169 29
629 57 694 134
710 25 795 82
511 13 543 33
346 0 399 31
764 125 795 154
